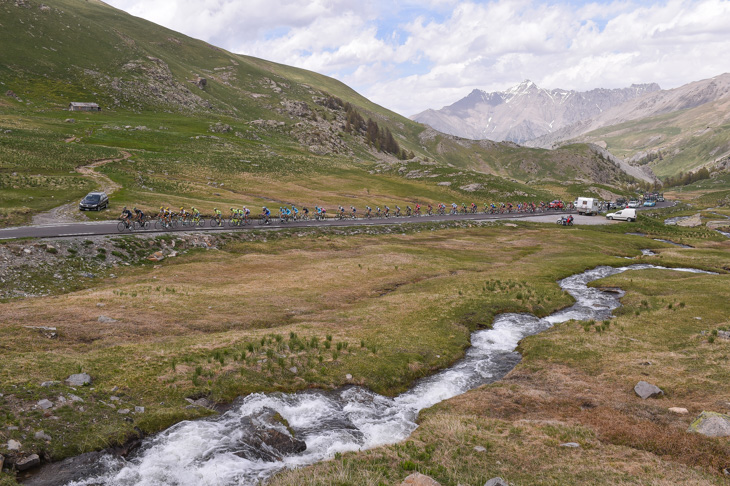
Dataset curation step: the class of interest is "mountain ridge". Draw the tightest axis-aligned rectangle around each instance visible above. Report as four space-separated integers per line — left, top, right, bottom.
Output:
411 81 660 143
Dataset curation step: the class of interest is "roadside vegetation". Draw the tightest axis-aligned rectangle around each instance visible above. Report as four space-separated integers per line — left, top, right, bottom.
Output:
0 217 728 484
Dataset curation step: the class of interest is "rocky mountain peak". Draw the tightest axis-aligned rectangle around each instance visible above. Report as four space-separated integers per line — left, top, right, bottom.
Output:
412 80 661 143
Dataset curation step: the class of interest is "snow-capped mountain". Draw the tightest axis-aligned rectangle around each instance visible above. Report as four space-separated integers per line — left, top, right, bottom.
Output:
411 80 661 143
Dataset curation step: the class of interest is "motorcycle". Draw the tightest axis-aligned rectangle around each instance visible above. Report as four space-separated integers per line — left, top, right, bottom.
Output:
557 215 574 226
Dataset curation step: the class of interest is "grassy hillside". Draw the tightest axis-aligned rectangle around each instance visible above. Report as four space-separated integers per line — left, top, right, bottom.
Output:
0 0 640 226
572 97 730 179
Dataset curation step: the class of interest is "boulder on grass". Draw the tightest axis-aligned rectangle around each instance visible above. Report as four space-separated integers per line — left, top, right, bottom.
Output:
65 373 92 387
400 472 441 486
634 380 663 399
688 411 730 437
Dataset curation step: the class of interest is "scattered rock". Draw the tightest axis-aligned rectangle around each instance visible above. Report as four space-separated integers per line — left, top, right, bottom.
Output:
669 407 689 414
634 380 664 399
209 122 232 133
68 394 84 402
135 406 145 414
64 118 75 123
7 439 22 451
436 181 452 186
484 478 509 486
640 361 652 366
400 472 441 486
718 330 730 340
24 326 58 339
473 445 487 452
97 315 117 323
117 409 130 415
503 223 517 228
37 399 54 410
34 431 52 441
65 373 92 387
288 366 298 374
560 442 581 448
40 381 59 388
96 303 105 307
345 374 353 380
147 251 165 262
192 398 213 409
459 183 483 192
110 396 120 401
688 411 730 437
15 453 40 471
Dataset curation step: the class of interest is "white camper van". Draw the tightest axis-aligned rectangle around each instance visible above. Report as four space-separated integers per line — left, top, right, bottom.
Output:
605 208 637 222
575 197 598 215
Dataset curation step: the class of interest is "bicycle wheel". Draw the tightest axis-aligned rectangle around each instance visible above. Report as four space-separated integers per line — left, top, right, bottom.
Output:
117 221 127 232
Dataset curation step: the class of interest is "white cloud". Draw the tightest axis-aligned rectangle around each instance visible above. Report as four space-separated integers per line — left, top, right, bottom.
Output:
105 0 730 116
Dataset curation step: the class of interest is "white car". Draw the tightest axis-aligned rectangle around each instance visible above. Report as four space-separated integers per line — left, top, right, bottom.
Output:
627 200 640 208
605 208 637 222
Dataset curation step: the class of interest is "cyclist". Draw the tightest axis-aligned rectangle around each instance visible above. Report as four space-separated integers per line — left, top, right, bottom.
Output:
302 206 309 220
213 207 223 226
350 206 357 219
395 205 401 217
339 206 346 219
406 205 412 216
120 206 133 228
285 206 292 222
243 206 251 223
262 206 271 224
366 206 372 219
384 206 390 218
451 202 457 214
415 204 421 216
292 205 299 221
427 203 433 216
133 207 145 225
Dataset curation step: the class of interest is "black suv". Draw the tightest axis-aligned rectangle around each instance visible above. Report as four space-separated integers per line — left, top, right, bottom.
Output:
79 191 109 211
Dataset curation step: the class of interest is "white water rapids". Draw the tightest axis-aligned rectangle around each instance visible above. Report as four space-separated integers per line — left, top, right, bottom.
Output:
64 263 715 486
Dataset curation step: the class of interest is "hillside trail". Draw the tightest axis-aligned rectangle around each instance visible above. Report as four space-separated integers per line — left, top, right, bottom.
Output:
31 151 131 225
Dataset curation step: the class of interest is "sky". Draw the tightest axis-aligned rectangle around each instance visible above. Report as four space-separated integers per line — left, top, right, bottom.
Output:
104 0 730 117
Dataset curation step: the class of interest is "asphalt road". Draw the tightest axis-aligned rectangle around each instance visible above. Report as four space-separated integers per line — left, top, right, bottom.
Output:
0 201 673 240
0 210 582 240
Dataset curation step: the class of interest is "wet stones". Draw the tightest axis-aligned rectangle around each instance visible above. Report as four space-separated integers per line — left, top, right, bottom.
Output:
21 451 109 486
231 407 306 462
15 453 40 471
634 380 663 399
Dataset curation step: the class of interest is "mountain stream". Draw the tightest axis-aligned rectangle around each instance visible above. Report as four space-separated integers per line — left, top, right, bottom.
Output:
59 262 714 486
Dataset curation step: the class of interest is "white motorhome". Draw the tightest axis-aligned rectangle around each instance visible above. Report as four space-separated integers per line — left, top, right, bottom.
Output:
575 197 598 215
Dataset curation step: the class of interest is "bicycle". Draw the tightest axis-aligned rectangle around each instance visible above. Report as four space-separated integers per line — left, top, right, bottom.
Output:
133 214 150 230
117 219 133 232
